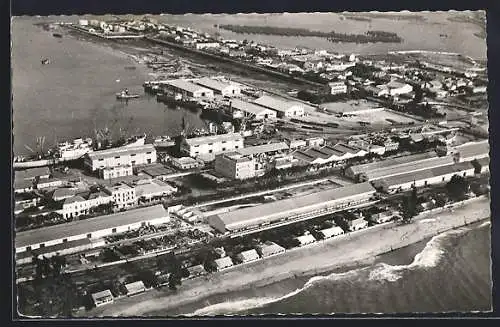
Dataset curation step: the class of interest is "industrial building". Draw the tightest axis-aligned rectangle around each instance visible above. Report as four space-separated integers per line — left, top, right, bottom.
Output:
214 152 256 180
293 143 367 165
163 79 214 98
236 142 289 157
194 77 241 97
254 95 305 118
228 98 277 120
84 144 157 172
180 133 244 158
207 182 375 233
15 204 169 255
372 161 476 193
134 179 178 202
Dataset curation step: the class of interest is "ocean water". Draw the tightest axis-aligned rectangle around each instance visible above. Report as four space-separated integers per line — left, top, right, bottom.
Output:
158 221 491 316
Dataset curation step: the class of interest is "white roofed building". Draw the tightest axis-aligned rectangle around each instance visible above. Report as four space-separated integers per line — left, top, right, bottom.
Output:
84 144 156 172
194 77 241 97
180 133 244 158
320 226 344 238
297 234 316 246
125 281 146 296
254 95 305 118
91 290 114 307
228 99 277 120
214 256 234 271
256 242 286 258
237 249 260 263
164 79 214 98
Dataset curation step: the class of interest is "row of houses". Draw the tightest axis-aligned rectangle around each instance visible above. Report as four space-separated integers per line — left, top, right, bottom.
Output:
293 142 368 165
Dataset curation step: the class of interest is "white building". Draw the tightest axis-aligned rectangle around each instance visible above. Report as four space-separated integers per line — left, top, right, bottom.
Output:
91 290 113 307
369 211 395 224
214 256 234 271
214 152 256 180
170 157 205 170
237 249 260 263
125 281 146 296
297 234 316 246
180 133 244 158
195 42 220 50
16 204 170 254
194 77 241 97
228 99 277 120
349 218 368 231
36 177 64 190
306 137 325 147
328 81 348 95
385 81 413 96
61 191 113 219
256 242 286 258
84 144 157 172
320 226 344 238
104 183 137 209
164 79 214 98
100 165 134 180
254 95 305 118
134 179 177 202
286 138 307 149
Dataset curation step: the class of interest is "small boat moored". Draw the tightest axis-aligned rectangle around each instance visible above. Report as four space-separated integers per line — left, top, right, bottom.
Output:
116 89 141 100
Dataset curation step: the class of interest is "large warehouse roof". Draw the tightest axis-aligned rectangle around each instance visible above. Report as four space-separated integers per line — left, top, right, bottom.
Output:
347 152 438 176
87 144 155 161
183 133 243 146
229 99 273 116
236 142 289 156
16 204 168 249
194 77 236 92
254 95 303 113
363 155 455 181
209 182 375 231
165 79 211 94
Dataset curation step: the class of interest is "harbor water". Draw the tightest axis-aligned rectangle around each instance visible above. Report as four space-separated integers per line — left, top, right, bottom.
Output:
153 221 492 315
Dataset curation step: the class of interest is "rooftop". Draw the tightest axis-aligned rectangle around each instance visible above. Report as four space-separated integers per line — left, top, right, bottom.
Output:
229 98 273 116
238 249 260 261
236 142 289 156
16 204 168 249
15 167 51 181
63 195 86 205
183 133 243 146
453 140 489 160
134 179 177 197
214 256 234 268
347 152 439 176
87 144 155 161
254 95 304 113
91 290 113 302
210 183 375 231
165 79 212 94
194 77 236 92
52 188 77 200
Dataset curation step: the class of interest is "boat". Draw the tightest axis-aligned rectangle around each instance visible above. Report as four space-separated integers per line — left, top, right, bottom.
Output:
156 93 200 110
53 33 63 38
41 58 50 65
55 137 94 160
116 89 141 100
153 136 176 148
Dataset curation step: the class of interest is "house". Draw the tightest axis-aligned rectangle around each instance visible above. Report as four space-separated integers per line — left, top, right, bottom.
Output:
296 234 316 246
328 81 348 95
214 256 234 271
369 211 394 224
254 95 305 118
256 242 286 258
286 138 307 149
186 264 207 279
61 191 114 219
91 290 114 307
320 226 344 239
214 152 256 180
349 218 368 231
237 249 260 263
195 42 220 50
125 281 146 296
306 137 325 148
104 183 137 209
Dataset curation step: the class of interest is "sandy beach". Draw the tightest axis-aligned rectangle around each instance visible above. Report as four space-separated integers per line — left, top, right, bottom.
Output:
80 196 490 317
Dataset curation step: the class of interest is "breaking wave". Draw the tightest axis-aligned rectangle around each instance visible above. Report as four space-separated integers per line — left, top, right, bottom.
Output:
189 226 476 316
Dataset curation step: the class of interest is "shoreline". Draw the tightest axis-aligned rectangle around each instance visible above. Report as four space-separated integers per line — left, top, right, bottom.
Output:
80 196 490 317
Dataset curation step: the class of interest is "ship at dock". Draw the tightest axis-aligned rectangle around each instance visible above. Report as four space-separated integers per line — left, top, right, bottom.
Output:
156 92 201 111
153 135 176 149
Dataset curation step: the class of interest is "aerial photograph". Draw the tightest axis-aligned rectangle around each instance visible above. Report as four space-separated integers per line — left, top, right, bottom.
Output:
12 10 491 317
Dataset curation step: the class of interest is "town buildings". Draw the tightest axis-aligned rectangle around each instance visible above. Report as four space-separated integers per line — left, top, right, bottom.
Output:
254 95 305 118
208 182 375 233
100 165 134 180
227 98 277 120
297 234 316 246
163 79 214 98
169 157 205 170
349 218 368 231
328 81 348 95
214 256 234 271
91 290 114 307
84 144 157 172
180 133 244 158
134 179 177 202
256 242 286 258
125 281 147 296
214 152 256 180
320 226 345 238
61 191 113 219
237 249 260 263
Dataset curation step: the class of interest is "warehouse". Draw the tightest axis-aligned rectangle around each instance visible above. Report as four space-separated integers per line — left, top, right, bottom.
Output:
237 249 260 263
84 144 157 172
207 182 375 233
254 95 305 118
214 152 256 180
164 79 214 98
345 152 439 180
293 143 366 165
228 98 277 120
213 256 234 271
236 142 289 157
180 133 244 158
371 161 476 193
194 77 241 97
15 204 169 254
320 226 345 239
256 242 286 258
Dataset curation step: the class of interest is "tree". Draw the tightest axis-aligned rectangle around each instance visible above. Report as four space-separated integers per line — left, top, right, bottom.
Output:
401 187 418 223
446 175 470 201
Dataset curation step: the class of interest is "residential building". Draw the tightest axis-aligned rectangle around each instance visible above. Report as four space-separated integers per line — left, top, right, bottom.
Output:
100 165 134 180
104 183 137 209
254 95 305 118
195 42 220 50
273 156 294 170
297 234 316 246
214 152 256 180
180 133 244 158
186 264 207 279
91 290 114 307
237 249 260 263
134 179 177 202
208 183 375 233
328 81 348 95
256 242 286 258
320 226 344 238
369 211 395 224
214 256 234 271
163 79 214 98
349 218 368 231
194 77 241 97
227 99 277 120
52 188 78 201
61 191 113 219
84 144 157 172
35 177 64 190
15 167 51 181
15 204 170 254
170 157 204 170
125 281 146 296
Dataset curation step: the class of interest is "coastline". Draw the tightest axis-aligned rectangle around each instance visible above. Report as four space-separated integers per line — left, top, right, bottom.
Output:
80 196 490 317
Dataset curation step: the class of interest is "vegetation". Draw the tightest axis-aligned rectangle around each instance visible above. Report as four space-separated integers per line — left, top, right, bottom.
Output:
446 175 470 201
219 25 403 43
401 187 418 223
